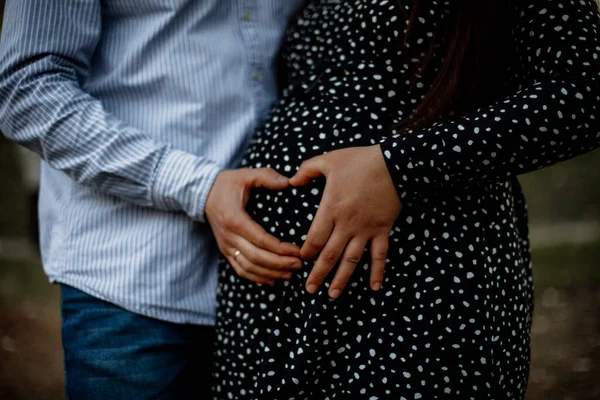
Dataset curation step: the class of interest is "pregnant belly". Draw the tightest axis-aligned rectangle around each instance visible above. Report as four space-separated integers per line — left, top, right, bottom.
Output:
240 92 396 245
246 179 325 246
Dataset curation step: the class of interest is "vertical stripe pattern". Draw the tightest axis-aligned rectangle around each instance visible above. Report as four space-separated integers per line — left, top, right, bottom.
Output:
0 0 304 324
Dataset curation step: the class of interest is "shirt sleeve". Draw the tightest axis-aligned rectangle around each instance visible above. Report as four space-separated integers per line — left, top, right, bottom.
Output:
0 0 221 223
380 0 600 202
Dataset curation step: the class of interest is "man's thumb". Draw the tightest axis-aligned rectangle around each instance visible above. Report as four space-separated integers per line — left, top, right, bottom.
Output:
250 168 289 190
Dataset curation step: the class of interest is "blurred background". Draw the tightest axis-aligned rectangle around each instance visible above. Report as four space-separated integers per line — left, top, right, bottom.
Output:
1 1 599 400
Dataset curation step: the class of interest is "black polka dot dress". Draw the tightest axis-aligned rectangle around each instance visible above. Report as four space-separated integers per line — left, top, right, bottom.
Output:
213 1 600 399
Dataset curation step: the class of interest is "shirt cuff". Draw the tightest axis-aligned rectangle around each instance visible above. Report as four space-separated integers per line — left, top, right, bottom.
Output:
151 149 222 223
379 132 442 203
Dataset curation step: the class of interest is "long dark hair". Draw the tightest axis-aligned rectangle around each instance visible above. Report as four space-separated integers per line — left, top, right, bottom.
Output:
399 0 509 131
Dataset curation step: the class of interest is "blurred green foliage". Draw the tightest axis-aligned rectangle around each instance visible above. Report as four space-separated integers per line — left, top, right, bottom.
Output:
0 136 29 237
521 149 600 223
532 241 600 288
0 256 56 305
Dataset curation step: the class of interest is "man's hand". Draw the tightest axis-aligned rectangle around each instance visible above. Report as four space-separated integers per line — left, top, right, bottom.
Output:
205 168 302 285
289 145 401 298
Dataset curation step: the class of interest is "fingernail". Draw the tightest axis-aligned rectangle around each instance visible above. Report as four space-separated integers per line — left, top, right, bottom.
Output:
372 282 382 291
292 262 302 269
307 284 318 294
283 273 292 279
277 175 288 183
330 289 341 299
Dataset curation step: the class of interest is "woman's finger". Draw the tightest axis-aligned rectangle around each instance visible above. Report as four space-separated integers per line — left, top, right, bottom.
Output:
369 234 389 291
305 230 349 294
300 204 335 260
328 237 367 299
288 156 326 187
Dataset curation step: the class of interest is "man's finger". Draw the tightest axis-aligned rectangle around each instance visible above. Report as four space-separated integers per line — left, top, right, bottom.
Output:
233 251 294 280
226 256 275 286
248 168 290 191
328 237 367 299
305 230 348 294
235 212 301 257
289 156 326 187
233 233 302 271
369 234 389 291
300 206 334 260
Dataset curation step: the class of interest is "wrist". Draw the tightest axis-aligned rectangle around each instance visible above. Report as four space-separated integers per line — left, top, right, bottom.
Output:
152 149 222 222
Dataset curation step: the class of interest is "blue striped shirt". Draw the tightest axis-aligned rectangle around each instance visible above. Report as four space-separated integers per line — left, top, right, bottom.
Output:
0 0 304 325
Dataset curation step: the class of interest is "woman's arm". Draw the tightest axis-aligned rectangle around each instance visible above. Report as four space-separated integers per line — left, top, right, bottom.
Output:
380 0 600 201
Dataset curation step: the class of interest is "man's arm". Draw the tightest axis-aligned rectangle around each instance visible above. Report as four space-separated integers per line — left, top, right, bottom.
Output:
0 0 221 222
0 0 301 281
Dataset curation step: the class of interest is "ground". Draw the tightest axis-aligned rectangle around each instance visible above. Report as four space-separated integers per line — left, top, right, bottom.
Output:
0 239 599 400
1 139 599 399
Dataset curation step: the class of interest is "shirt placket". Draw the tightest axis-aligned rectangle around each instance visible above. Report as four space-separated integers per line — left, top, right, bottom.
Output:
238 0 265 113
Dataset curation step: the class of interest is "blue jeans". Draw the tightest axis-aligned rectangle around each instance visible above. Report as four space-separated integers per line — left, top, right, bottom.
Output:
60 285 214 400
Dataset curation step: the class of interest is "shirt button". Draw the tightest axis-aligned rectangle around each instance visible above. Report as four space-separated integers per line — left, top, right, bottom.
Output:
252 71 261 81
242 11 250 21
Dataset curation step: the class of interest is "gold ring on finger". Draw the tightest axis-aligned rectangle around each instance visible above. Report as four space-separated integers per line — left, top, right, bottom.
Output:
233 250 241 261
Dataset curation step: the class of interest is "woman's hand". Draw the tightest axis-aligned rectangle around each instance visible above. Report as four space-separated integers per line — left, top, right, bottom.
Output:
205 168 302 285
289 145 402 298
